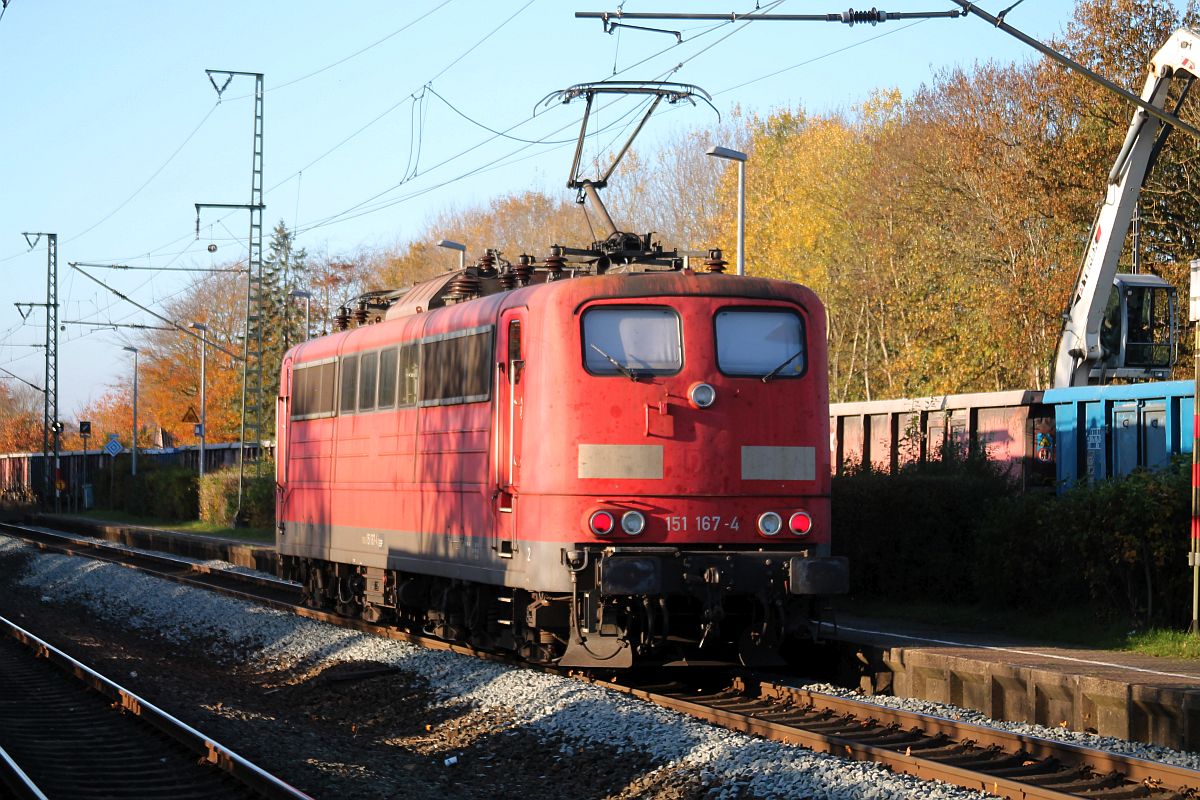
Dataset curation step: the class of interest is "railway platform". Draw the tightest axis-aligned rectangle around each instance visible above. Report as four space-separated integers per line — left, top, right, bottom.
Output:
22 512 1200 753
833 613 1200 753
29 513 275 574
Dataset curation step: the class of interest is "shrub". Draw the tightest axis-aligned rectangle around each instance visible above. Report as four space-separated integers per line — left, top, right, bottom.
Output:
833 451 1017 602
836 451 1193 628
199 468 240 526
1062 457 1190 627
199 460 275 528
92 459 197 520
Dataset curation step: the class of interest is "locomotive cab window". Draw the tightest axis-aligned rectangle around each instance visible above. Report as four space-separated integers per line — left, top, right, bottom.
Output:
582 306 681 376
716 309 806 378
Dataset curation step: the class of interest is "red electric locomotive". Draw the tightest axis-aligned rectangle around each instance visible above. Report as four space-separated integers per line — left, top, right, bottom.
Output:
276 82 847 667
276 242 848 667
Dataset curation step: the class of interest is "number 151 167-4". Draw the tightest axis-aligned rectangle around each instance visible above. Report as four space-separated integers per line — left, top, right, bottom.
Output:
665 515 740 533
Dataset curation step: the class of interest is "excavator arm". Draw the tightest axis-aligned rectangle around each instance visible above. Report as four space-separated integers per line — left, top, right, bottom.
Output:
1051 28 1198 387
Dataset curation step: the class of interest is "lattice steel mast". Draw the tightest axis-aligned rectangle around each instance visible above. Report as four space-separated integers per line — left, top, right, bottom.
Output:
20 232 58 509
196 70 264 521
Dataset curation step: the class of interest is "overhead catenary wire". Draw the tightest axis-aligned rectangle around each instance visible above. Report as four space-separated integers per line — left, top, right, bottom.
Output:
266 0 456 95
64 2 543 276
72 261 246 274
62 320 175 332
68 263 242 360
56 0 730 277
0 365 43 394
294 1 776 235
713 18 927 98
0 3 467 274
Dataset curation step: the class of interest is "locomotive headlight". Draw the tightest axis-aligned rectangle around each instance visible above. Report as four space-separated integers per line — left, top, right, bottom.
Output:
589 510 616 536
757 511 783 537
688 382 717 409
620 510 646 535
788 511 813 536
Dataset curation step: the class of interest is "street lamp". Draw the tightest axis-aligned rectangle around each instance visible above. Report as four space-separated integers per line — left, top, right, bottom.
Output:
706 145 748 276
290 289 312 341
189 323 208 480
437 239 467 271
122 346 139 477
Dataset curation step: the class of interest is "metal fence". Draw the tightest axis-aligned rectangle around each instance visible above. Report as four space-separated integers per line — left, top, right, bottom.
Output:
0 442 273 510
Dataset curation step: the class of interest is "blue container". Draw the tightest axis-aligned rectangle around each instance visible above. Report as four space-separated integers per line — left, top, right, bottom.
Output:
1042 380 1194 486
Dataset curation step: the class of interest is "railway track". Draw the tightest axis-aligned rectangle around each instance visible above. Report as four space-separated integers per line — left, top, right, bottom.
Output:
588 675 1197 800
3 521 1198 800
0 612 310 800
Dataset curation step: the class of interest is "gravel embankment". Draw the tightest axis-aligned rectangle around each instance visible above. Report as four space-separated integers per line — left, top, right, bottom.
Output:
0 536 987 799
2 534 1194 797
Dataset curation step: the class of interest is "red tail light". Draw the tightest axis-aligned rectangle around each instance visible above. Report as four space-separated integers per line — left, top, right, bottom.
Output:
589 510 616 536
788 511 813 536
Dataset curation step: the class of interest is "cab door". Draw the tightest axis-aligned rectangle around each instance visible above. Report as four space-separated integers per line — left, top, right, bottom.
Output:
494 308 526 560
277 356 293 526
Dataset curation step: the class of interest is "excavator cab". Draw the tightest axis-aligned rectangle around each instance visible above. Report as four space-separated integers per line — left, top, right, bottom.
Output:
1095 275 1177 380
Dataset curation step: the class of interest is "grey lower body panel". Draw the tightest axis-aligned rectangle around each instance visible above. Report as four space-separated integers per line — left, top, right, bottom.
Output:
279 520 574 591
279 522 849 597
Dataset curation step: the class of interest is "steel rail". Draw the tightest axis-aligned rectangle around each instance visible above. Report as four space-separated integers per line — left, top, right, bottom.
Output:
5 522 1198 798
0 612 312 800
766 683 1200 795
0 741 48 800
587 676 1087 800
582 675 1198 799
0 522 291 591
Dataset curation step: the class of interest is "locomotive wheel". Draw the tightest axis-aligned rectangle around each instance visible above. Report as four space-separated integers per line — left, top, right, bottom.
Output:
303 566 330 611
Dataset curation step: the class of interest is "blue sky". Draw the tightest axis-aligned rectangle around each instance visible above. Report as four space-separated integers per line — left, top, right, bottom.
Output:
1 1 1088 414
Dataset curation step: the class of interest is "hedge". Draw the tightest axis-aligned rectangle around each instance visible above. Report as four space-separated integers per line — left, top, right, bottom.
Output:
92 459 198 520
198 460 275 528
832 452 1193 628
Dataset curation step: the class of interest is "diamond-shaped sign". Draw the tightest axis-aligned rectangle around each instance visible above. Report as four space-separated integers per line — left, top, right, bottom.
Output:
104 439 123 458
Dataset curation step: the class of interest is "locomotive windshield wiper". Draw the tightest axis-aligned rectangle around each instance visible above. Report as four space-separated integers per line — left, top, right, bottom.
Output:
590 343 639 381
761 349 803 383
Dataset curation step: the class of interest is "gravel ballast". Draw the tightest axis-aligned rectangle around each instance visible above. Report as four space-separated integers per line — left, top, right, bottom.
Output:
1 535 1193 798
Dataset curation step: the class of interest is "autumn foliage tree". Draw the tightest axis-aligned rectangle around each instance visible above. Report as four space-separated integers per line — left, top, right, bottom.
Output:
0 383 42 453
76 269 246 449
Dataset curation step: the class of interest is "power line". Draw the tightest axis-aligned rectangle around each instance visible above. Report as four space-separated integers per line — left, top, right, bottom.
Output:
66 102 222 245
271 0 456 93
62 320 175 332
296 0 782 233
222 0 457 101
72 261 245 274
261 1 539 199
0 366 43 394
68 263 242 359
50 2 543 282
427 0 537 84
713 19 927 98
